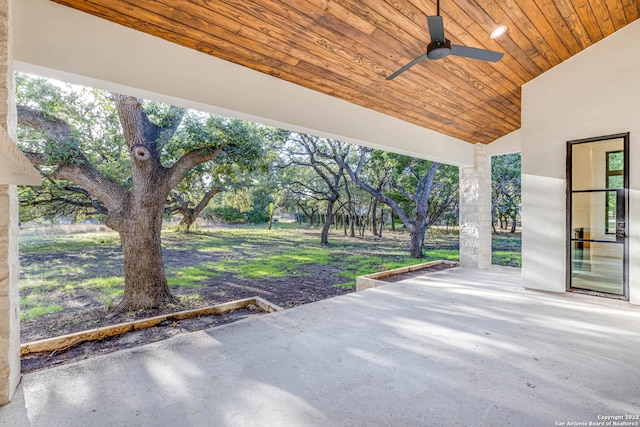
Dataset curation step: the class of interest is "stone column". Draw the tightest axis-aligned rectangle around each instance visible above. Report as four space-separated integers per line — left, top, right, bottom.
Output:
0 0 20 405
459 144 492 269
0 186 19 405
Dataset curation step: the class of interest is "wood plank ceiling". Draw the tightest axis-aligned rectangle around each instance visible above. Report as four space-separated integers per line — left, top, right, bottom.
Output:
51 0 639 144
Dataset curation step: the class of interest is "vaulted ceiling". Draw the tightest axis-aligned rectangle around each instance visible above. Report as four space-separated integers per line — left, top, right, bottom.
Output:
51 0 639 144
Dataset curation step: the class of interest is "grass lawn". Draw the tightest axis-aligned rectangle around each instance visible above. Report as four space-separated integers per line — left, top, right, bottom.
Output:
19 222 460 341
492 230 522 267
18 222 521 342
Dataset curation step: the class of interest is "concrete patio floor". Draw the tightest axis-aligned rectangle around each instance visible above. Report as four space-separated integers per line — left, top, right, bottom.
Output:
1 266 639 426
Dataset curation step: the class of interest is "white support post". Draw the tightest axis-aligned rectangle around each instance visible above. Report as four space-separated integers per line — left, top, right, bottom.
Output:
459 144 492 269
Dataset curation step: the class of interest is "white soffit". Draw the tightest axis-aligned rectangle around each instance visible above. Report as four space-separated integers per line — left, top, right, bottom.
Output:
487 129 521 156
13 0 476 167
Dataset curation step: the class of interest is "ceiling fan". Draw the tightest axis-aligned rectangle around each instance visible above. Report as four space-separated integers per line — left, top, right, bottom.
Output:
386 0 504 80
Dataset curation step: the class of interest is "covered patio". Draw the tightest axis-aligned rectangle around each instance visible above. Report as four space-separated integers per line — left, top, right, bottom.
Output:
1 267 639 425
1 0 640 415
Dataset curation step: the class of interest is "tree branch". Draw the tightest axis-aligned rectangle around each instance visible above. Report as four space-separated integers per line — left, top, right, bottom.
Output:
18 104 129 213
164 146 224 192
335 148 415 230
390 180 416 202
17 105 74 143
23 152 47 166
193 188 221 217
415 162 440 208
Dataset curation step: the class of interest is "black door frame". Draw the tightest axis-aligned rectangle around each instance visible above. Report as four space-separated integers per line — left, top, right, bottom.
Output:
566 132 629 300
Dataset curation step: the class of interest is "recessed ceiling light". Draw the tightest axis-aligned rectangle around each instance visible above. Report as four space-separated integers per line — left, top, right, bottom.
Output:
490 25 507 39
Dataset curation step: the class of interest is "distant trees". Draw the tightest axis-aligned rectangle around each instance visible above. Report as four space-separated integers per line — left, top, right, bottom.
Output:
335 148 457 258
491 153 521 233
279 133 349 244
16 74 525 314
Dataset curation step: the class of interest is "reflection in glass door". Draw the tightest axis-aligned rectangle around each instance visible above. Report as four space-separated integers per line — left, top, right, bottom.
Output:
567 133 629 299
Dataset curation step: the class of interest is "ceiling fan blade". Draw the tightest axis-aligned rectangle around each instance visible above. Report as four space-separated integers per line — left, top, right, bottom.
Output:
427 16 445 42
450 45 503 62
386 53 429 80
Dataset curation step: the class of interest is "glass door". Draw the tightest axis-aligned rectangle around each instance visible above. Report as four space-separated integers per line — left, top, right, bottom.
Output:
567 133 629 299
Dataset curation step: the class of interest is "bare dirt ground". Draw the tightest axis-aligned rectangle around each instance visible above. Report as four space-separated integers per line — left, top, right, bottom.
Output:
22 261 457 373
19 223 467 372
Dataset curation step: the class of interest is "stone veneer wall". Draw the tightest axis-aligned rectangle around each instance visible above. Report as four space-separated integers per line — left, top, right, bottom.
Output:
459 144 492 269
0 0 21 405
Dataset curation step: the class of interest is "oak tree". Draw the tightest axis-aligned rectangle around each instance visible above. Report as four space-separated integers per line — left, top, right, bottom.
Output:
17 75 264 310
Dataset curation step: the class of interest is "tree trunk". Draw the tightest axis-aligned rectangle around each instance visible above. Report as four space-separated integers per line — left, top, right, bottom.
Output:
268 210 275 230
118 203 174 310
349 214 356 237
409 226 425 258
360 217 368 237
342 211 347 235
371 199 378 236
510 217 517 233
320 199 335 244
378 208 384 238
179 214 195 233
391 210 396 231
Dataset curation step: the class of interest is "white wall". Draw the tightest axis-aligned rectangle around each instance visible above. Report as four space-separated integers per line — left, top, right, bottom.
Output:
521 19 640 304
487 129 521 156
12 0 476 167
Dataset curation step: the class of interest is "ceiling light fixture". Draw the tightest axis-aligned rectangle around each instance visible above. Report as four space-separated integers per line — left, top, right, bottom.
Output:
490 25 507 39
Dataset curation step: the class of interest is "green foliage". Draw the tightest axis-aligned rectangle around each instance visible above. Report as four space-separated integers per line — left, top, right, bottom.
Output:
206 186 273 224
17 73 270 225
492 153 521 231
17 73 129 177
349 149 459 234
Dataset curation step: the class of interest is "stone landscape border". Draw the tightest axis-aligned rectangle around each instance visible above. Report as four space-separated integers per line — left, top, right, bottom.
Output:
21 296 283 356
355 260 459 291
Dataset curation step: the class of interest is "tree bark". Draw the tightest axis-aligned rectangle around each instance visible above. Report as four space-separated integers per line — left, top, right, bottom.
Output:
371 198 378 236
118 202 174 309
349 214 356 237
18 94 236 311
180 188 220 232
320 199 335 245
409 229 423 258
408 222 428 258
